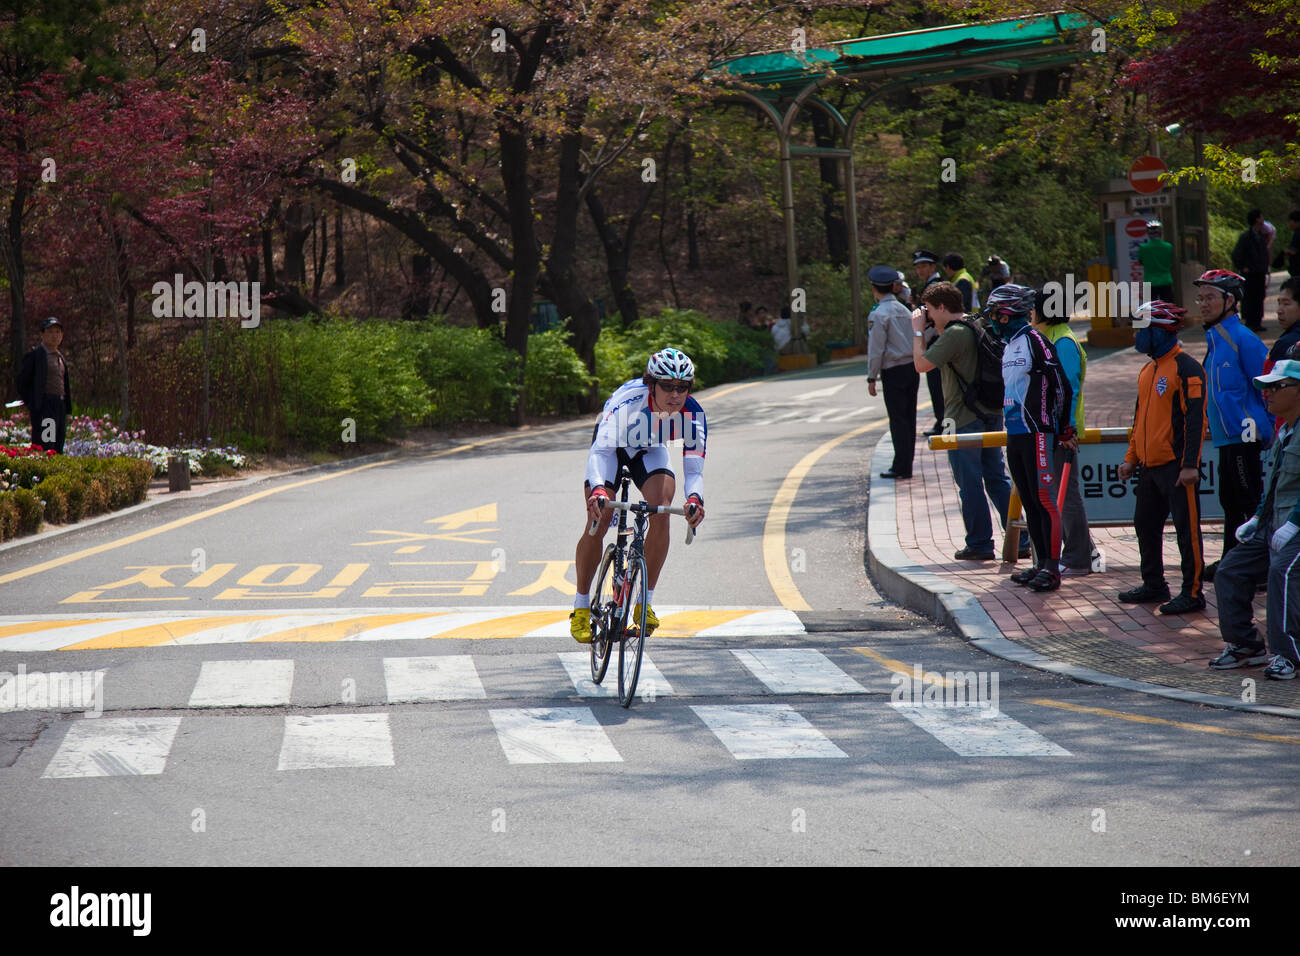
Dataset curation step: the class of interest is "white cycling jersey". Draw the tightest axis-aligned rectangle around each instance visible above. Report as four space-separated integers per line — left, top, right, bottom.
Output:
586 379 707 500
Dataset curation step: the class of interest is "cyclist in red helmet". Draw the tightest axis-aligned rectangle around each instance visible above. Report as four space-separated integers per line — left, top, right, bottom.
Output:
1195 269 1273 584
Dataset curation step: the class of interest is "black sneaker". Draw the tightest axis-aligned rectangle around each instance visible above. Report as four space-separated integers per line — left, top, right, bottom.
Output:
1159 592 1206 615
1009 566 1039 585
1208 644 1269 669
954 548 996 560
1118 583 1171 604
1026 569 1061 592
1264 655 1298 680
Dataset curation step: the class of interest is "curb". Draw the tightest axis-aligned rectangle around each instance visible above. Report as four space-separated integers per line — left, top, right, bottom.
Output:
865 432 1300 720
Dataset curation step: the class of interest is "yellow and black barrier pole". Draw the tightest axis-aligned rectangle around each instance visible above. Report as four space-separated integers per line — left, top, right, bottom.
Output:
927 427 1133 562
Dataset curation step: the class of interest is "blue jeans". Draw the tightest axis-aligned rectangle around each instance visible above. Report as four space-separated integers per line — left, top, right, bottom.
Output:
946 413 1016 552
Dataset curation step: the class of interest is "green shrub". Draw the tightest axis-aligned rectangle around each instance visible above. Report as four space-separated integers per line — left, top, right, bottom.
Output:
0 495 17 540
524 327 593 416
11 487 42 534
39 476 68 523
411 321 519 426
616 309 730 388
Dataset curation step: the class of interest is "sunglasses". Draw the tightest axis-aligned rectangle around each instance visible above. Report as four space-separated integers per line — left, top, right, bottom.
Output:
656 381 691 394
1263 381 1299 392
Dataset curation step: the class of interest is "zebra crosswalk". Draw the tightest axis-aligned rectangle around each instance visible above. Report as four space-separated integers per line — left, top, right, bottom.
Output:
15 647 1074 777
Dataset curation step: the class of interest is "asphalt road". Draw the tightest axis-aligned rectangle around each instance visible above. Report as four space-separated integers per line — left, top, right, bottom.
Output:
2 362 1297 866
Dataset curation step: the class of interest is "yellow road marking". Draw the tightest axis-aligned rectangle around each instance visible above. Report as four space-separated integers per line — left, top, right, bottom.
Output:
61 615 284 651
762 421 885 612
1027 698 1300 745
429 610 569 640
849 646 961 687
0 619 113 640
251 612 445 643
654 609 760 637
0 460 393 587
704 381 761 402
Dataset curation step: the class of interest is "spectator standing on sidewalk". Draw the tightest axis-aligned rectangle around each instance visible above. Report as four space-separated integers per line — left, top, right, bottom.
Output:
1232 211 1271 332
1031 290 1098 575
990 283 1073 592
913 249 945 436
910 280 1022 561
1195 269 1273 583
1268 277 1300 368
941 252 981 312
1117 301 1209 615
867 264 919 479
982 255 1011 293
15 317 72 454
1138 221 1175 302
1280 210 1300 279
1208 359 1300 679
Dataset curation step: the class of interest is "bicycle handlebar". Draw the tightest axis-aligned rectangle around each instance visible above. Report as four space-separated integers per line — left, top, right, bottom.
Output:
586 499 698 544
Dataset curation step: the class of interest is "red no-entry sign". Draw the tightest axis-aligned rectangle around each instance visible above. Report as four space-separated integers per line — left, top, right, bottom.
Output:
1128 155 1168 195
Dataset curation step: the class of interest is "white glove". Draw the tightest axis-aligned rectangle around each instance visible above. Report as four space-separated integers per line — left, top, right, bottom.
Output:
1271 520 1299 553
1236 516 1261 543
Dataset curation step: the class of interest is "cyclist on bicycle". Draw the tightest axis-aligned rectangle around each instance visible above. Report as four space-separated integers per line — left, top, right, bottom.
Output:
570 347 707 643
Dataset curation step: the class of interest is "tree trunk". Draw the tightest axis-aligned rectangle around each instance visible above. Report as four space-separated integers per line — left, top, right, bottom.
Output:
6 182 27 388
499 125 542 424
333 205 345 287
811 109 848 266
404 254 432 320
584 184 640 327
282 199 311 287
682 136 700 271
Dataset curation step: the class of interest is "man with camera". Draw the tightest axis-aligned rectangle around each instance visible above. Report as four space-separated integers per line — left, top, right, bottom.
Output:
910 281 1020 560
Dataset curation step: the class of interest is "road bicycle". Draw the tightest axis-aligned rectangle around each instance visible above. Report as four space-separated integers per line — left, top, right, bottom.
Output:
585 469 696 707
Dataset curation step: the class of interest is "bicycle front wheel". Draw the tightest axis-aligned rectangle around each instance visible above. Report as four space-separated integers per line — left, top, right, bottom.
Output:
617 555 648 708
590 544 617 684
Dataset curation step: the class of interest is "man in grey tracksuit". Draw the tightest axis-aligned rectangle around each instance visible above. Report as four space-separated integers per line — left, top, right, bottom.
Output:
1210 359 1300 679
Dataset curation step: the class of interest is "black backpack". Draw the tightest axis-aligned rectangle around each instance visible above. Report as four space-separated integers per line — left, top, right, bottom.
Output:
948 318 1006 415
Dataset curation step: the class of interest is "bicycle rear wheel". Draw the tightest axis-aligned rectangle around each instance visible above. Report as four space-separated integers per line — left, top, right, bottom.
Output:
617 555 648 708
590 544 617 684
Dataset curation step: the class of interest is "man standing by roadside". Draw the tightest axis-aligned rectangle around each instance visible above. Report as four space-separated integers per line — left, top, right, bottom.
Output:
1138 221 1175 302
910 281 1018 560
15 317 71 454
868 264 919 479
1117 301 1208 614
913 249 945 436
1208 359 1300 679
1196 269 1273 583
941 253 981 312
1232 210 1271 332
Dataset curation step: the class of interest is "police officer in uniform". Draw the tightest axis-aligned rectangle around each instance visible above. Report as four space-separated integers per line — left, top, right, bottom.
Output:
868 264 919 479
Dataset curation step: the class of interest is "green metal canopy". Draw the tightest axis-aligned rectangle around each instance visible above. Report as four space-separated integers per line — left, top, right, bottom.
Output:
709 12 1100 345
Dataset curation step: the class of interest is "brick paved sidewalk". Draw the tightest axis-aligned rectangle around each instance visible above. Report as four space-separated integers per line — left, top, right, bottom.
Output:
873 307 1300 713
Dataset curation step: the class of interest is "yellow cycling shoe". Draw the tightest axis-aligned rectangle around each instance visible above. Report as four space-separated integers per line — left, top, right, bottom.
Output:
569 608 592 644
632 604 659 636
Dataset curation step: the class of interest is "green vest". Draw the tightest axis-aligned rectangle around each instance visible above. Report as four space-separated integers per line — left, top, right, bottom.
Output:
1043 323 1086 434
950 269 980 310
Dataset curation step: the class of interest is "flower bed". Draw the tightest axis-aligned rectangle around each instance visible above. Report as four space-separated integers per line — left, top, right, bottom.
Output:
0 454 155 541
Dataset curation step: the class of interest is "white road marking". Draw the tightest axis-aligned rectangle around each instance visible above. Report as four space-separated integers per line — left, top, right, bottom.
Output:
732 648 867 694
790 383 847 401
174 615 342 645
695 610 806 637
188 659 294 708
824 406 870 422
489 707 622 763
42 717 182 778
384 656 486 702
0 619 163 653
557 652 673 699
692 704 847 759
277 714 395 770
889 704 1071 756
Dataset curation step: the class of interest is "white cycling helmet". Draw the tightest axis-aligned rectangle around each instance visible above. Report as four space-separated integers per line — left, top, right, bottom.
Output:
646 347 695 381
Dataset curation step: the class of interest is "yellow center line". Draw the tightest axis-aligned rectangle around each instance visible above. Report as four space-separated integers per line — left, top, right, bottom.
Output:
849 646 961 687
1027 698 1300 745
762 420 885 611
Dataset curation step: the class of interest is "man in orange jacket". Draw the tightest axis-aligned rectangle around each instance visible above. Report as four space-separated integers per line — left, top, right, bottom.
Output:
1117 301 1209 615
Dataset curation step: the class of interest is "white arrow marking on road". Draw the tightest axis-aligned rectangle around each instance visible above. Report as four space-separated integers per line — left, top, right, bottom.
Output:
790 383 847 401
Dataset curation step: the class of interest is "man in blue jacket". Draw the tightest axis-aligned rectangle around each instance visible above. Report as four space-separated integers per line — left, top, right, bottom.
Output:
1195 270 1273 582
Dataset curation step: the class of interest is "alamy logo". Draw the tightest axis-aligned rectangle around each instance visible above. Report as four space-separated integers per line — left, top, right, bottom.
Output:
889 663 1000 715
49 886 151 936
596 407 702 451
1039 276 1152 322
0 664 103 717
151 273 260 328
